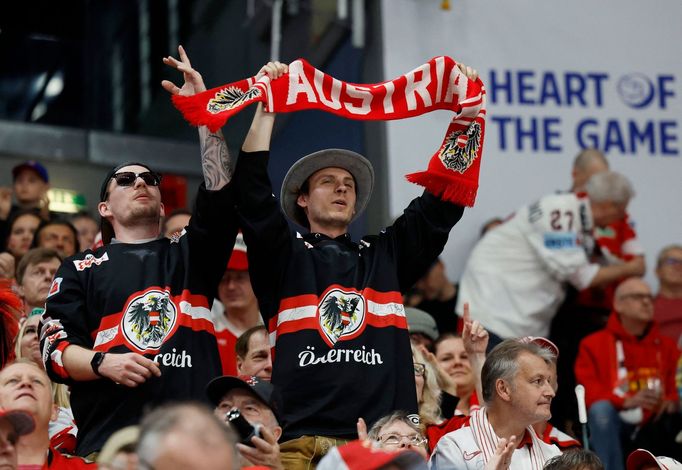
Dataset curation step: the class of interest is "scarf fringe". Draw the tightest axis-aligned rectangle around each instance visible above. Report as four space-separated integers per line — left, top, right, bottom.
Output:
405 170 478 207
172 94 227 133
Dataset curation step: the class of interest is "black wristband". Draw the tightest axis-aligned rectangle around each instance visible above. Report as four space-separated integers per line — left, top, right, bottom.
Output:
91 352 107 377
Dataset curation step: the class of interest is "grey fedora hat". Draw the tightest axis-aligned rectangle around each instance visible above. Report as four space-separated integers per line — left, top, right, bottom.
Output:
280 149 375 227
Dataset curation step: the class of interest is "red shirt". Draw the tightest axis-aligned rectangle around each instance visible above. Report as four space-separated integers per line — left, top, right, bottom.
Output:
654 295 682 344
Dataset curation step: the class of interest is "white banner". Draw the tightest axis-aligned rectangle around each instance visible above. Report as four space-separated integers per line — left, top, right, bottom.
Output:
381 0 681 287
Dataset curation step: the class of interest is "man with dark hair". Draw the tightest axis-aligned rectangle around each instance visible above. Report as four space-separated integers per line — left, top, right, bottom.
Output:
228 61 473 468
430 340 561 469
32 220 78 258
235 326 271 380
15 248 61 317
40 47 240 456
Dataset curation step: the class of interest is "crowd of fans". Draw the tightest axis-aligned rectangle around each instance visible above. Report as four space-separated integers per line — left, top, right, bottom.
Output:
0 51 680 470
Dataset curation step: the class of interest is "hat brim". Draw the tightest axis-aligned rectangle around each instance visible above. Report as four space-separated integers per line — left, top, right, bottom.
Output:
280 149 374 228
627 449 662 470
1 410 35 436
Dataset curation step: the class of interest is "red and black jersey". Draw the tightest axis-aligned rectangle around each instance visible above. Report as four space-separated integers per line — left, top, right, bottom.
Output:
233 151 465 441
41 184 237 456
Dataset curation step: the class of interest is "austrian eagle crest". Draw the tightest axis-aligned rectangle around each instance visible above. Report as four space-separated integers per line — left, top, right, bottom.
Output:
318 289 365 346
207 86 262 114
439 122 482 173
121 290 177 351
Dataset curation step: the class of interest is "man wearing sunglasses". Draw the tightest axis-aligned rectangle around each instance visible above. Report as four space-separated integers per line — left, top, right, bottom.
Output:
40 47 239 458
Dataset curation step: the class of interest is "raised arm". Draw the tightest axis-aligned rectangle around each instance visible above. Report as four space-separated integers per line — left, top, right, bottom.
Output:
162 45 234 190
241 61 288 153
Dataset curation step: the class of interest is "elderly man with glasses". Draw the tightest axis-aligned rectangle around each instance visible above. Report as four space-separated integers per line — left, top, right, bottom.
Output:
575 277 681 470
40 60 240 458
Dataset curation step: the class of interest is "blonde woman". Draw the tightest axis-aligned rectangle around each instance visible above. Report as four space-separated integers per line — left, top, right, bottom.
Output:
14 311 77 452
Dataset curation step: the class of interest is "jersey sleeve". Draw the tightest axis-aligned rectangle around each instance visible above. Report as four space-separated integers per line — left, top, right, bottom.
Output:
383 191 464 293
41 262 92 384
231 150 293 321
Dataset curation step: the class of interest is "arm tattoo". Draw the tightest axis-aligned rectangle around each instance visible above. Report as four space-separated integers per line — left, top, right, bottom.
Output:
199 126 234 190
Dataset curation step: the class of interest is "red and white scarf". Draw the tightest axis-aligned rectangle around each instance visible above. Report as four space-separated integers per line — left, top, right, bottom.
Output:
171 56 487 206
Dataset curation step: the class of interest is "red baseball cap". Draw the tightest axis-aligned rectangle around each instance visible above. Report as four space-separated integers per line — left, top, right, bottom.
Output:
627 449 682 470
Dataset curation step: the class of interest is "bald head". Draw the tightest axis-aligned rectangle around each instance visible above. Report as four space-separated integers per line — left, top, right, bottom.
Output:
572 148 609 192
613 278 654 334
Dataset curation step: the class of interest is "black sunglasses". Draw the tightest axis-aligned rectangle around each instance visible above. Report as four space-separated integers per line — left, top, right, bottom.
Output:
112 171 162 187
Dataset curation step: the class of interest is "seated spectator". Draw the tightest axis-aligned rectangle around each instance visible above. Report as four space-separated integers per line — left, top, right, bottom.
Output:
0 407 34 470
161 208 192 239
517 337 580 450
15 248 61 317
429 340 560 469
367 411 428 460
212 234 262 375
14 310 42 365
407 259 460 335
653 245 682 344
434 333 478 416
97 425 139 470
206 374 283 468
13 309 76 453
544 449 605 470
406 308 439 353
69 212 99 252
3 211 42 268
626 448 682 470
0 360 93 467
458 171 644 346
575 278 681 470
136 403 236 470
32 220 78 259
235 326 272 380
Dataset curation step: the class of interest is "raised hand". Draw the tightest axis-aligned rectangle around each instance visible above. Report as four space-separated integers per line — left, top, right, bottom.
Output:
462 302 488 355
485 435 517 470
457 63 479 81
161 45 207 96
238 425 284 469
257 61 289 81
0 188 12 220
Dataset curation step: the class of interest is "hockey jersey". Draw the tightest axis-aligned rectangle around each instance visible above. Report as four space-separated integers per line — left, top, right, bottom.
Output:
233 151 465 441
41 184 237 455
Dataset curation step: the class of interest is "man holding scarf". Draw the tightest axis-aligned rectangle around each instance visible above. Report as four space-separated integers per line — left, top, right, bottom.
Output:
165 53 484 468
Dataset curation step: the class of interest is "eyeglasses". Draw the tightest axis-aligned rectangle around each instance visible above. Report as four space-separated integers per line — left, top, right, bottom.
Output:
112 171 162 188
618 293 654 302
413 362 426 377
378 433 427 447
661 257 682 267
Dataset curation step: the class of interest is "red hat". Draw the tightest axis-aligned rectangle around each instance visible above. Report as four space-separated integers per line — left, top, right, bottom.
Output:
0 407 35 436
317 439 427 470
627 449 682 470
227 232 248 271
518 336 560 359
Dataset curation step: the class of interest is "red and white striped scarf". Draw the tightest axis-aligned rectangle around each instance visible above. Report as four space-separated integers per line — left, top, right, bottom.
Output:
171 57 486 207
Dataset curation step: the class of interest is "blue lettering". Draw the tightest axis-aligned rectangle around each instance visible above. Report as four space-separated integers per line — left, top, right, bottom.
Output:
544 117 562 152
576 118 599 149
565 73 587 106
515 117 539 151
491 116 513 150
489 70 513 104
539 73 562 105
660 120 678 155
587 73 608 106
517 70 535 105
604 120 626 153
628 121 655 155
657 75 675 109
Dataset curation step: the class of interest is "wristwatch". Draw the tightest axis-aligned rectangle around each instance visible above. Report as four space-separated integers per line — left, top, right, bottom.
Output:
91 352 107 377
